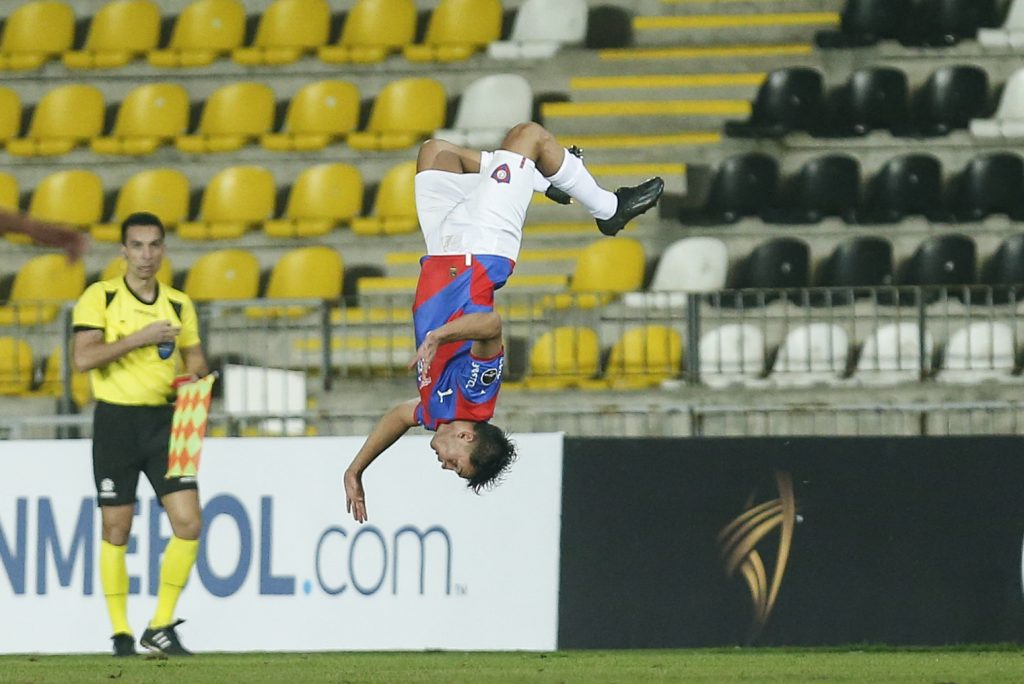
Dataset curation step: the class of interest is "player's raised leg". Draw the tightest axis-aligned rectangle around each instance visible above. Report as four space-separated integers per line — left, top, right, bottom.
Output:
499 122 665 236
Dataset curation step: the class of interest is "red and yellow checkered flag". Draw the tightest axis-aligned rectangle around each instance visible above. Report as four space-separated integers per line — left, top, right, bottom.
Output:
166 374 217 479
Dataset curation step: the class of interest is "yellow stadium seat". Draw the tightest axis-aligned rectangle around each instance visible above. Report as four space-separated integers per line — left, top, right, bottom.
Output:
0 173 25 246
175 82 274 153
90 168 190 242
232 0 330 65
62 0 160 69
177 166 275 240
0 87 22 144
524 326 600 390
148 0 245 67
350 161 417 235
403 0 501 63
91 83 190 155
0 1 74 71
260 80 360 152
318 0 415 64
249 246 342 318
0 254 86 325
100 255 172 285
546 237 645 310
265 164 363 238
7 85 104 156
28 170 104 228
603 325 683 389
184 249 260 301
347 78 446 151
32 347 91 406
0 338 33 394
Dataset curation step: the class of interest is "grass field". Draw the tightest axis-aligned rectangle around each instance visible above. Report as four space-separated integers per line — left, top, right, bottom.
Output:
3 648 1024 684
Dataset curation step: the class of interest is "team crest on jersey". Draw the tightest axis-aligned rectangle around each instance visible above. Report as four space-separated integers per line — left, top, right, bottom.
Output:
490 163 511 184
481 368 499 386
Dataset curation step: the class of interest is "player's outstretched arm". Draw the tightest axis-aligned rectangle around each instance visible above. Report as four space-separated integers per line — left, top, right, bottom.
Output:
0 208 88 262
344 398 419 523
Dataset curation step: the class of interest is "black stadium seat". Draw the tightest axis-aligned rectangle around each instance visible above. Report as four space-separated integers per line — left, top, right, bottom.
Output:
814 236 895 305
725 68 824 138
679 152 778 224
821 66 912 136
900 0 999 46
816 0 911 48
950 152 1024 221
714 237 810 308
912 65 990 136
860 154 945 223
981 233 1024 303
900 233 977 303
765 154 860 224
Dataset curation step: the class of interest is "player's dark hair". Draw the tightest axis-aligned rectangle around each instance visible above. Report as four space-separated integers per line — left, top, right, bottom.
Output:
466 422 517 493
120 212 165 244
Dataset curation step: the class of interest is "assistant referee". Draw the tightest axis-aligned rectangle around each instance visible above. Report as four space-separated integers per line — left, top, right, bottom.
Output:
72 212 209 657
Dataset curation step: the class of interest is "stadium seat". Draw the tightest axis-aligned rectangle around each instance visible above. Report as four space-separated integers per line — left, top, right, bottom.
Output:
0 87 22 145
232 0 330 65
970 68 1024 140
724 68 824 138
0 338 33 394
184 249 260 301
699 323 766 388
90 168 190 242
860 154 945 224
679 152 778 224
623 237 728 311
0 254 85 325
949 152 1024 221
939 321 1017 383
264 164 363 238
767 154 860 224
0 1 74 70
348 78 446 151
100 255 172 285
900 0 998 47
821 67 911 137
91 83 190 155
260 80 360 152
318 0 415 64
32 347 90 406
604 325 683 389
815 0 910 47
981 233 1024 303
978 0 1024 47
6 85 104 156
772 323 850 386
523 326 600 389
900 233 976 303
28 170 104 229
584 5 631 49
404 0 502 63
434 74 533 149
253 246 343 318
177 166 275 240
717 237 810 308
856 322 932 385
147 0 245 67
488 0 588 59
815 236 894 304
0 173 18 210
912 65 990 137
62 0 160 69
551 237 644 310
175 82 275 153
350 161 417 235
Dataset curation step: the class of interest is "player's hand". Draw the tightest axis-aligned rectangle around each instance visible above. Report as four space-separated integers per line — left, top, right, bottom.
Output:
27 221 89 262
136 320 180 346
409 331 440 375
344 468 367 523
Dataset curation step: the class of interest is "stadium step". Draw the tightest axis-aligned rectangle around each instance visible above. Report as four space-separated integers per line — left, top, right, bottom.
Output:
569 72 766 101
656 0 843 15
598 42 814 66
541 99 748 136
632 11 840 46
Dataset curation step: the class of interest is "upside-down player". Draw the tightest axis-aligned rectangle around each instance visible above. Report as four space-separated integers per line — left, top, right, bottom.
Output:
343 122 664 522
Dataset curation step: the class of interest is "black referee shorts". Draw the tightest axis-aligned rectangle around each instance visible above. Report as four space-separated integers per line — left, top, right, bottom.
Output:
92 400 198 507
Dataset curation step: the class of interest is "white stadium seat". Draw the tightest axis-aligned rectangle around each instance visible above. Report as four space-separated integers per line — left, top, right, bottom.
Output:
623 237 728 311
970 67 1024 140
487 0 587 60
938 321 1018 383
699 323 767 388
772 323 849 387
432 74 533 149
978 0 1024 49
855 322 934 385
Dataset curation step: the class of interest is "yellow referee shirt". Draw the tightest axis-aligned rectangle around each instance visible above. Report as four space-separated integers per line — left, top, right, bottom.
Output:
72 277 201 406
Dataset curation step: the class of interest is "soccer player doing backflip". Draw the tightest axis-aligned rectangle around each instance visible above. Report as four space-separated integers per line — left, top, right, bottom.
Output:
343 122 663 522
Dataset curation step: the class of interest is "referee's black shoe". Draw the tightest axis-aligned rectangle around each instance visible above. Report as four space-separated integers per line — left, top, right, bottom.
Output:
112 633 137 657
140 619 193 656
596 177 665 236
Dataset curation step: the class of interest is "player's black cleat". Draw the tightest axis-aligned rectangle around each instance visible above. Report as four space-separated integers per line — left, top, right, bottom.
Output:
567 144 584 159
140 619 193 656
595 177 665 236
112 633 137 657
